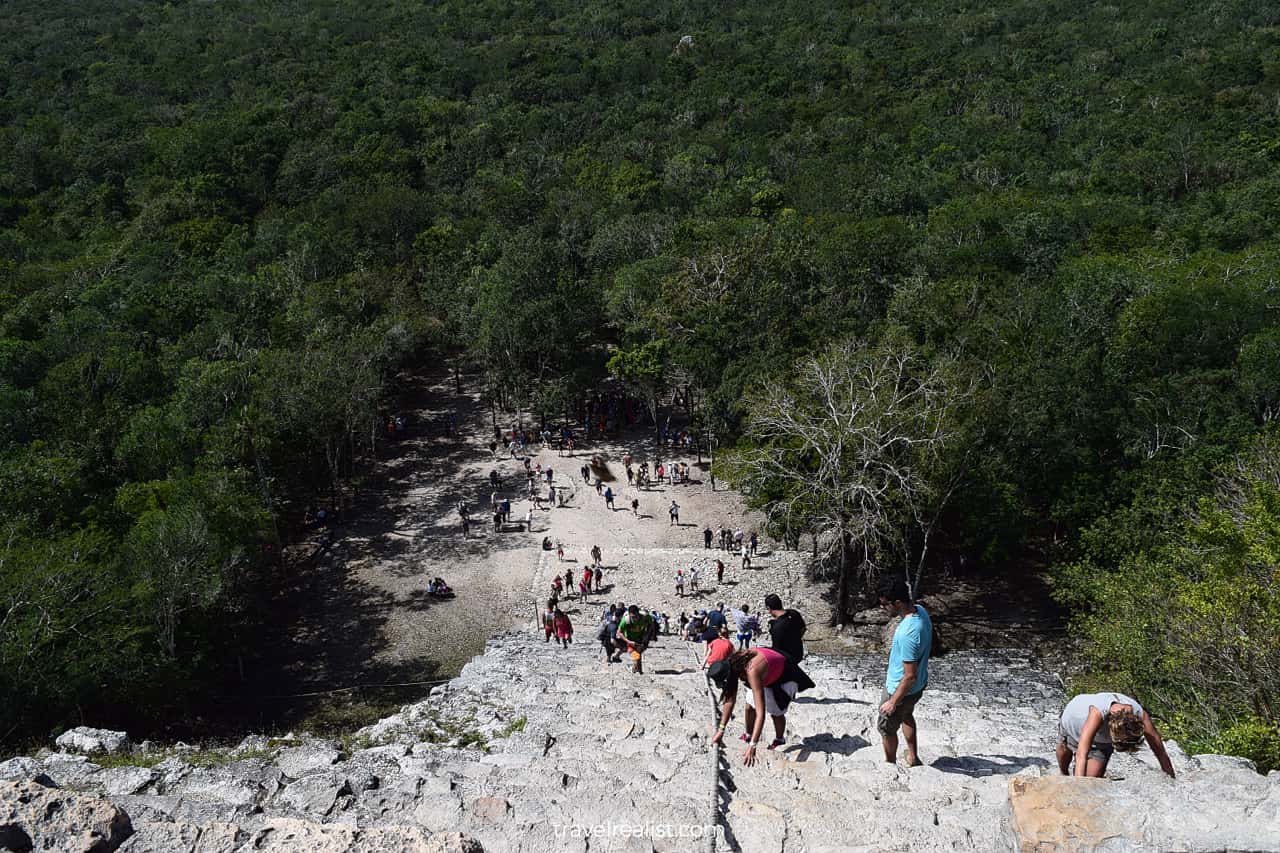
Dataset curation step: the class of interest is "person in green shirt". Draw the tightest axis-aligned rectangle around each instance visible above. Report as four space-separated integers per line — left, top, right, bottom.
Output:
616 605 652 674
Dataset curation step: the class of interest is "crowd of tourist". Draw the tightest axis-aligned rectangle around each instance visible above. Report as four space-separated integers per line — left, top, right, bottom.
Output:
441 405 1175 783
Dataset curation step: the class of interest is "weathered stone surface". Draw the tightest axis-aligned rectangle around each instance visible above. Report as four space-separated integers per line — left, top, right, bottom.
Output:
111 794 182 823
1190 753 1258 773
0 778 132 852
55 727 132 757
341 751 396 794
468 795 510 825
275 744 339 779
167 767 264 808
231 735 271 756
4 627 1275 853
97 766 156 796
116 820 245 853
42 753 103 789
0 757 54 787
418 832 485 853
273 770 347 816
237 817 479 852
413 793 464 832
354 776 424 824
360 713 412 744
1004 773 1280 852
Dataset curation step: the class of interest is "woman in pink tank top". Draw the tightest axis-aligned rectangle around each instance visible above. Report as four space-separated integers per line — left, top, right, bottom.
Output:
707 647 796 764
756 647 787 685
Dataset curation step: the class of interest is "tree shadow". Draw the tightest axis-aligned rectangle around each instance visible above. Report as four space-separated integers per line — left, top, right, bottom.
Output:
229 370 543 734
228 551 447 734
931 755 1051 777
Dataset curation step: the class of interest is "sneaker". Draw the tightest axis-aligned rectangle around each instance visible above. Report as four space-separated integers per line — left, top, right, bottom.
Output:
738 733 750 744
767 738 785 750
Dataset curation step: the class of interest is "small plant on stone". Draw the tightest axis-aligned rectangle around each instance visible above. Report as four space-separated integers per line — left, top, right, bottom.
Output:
92 752 167 770
497 716 527 738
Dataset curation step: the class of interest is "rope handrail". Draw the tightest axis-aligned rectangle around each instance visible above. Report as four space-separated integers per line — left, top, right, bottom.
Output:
218 677 453 702
691 644 722 853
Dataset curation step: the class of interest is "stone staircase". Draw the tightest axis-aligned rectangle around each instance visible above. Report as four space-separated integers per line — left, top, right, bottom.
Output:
718 653 1063 853
370 629 718 853
1 629 721 853
4 632 1279 852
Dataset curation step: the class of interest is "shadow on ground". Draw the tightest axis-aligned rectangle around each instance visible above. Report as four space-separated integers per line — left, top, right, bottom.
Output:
218 370 540 734
931 754 1052 777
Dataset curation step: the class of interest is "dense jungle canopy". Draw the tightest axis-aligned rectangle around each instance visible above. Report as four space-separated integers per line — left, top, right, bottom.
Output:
1 0 1278 767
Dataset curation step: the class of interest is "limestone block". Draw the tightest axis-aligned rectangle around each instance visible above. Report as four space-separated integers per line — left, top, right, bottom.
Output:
169 768 263 808
56 727 132 756
43 753 103 789
275 745 339 779
0 757 54 787
1004 773 1280 852
98 766 156 796
727 799 787 853
417 832 485 853
469 795 512 825
234 817 479 852
117 820 246 852
112 794 183 823
353 782 421 823
413 793 464 832
274 770 347 816
0 778 133 853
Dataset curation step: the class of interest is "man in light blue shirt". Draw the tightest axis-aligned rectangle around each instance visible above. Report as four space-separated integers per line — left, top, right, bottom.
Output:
878 578 933 766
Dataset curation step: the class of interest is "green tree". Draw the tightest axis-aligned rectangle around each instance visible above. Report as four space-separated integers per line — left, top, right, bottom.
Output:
606 339 669 438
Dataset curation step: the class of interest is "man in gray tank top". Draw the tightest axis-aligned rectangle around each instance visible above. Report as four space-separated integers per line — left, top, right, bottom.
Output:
1056 691 1176 778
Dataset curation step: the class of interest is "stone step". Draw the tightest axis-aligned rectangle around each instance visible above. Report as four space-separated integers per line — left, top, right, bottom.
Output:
11 626 1277 853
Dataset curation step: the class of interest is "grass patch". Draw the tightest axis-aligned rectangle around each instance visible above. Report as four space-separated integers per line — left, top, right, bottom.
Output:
497 716 527 738
294 696 405 736
91 752 167 769
185 747 273 768
337 732 375 756
414 709 492 751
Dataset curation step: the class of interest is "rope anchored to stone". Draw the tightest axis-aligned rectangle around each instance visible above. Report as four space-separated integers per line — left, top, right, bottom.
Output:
692 644 722 853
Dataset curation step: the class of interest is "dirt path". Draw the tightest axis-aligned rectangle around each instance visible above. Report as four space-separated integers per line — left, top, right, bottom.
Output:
228 371 827 734
203 369 1068 739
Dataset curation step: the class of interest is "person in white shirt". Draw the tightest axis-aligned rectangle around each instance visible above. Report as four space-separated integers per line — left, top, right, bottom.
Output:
1056 691 1176 778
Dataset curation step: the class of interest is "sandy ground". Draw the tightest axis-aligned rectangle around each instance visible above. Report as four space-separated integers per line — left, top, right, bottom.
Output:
244 371 826 730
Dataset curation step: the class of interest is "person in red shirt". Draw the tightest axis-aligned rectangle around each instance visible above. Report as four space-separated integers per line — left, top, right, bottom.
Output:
553 608 573 648
704 628 734 668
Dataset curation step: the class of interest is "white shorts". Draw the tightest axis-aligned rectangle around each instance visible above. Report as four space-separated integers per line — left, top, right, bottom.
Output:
744 681 798 717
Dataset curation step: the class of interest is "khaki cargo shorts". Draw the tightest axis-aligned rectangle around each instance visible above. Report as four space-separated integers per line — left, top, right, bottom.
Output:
877 688 923 736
